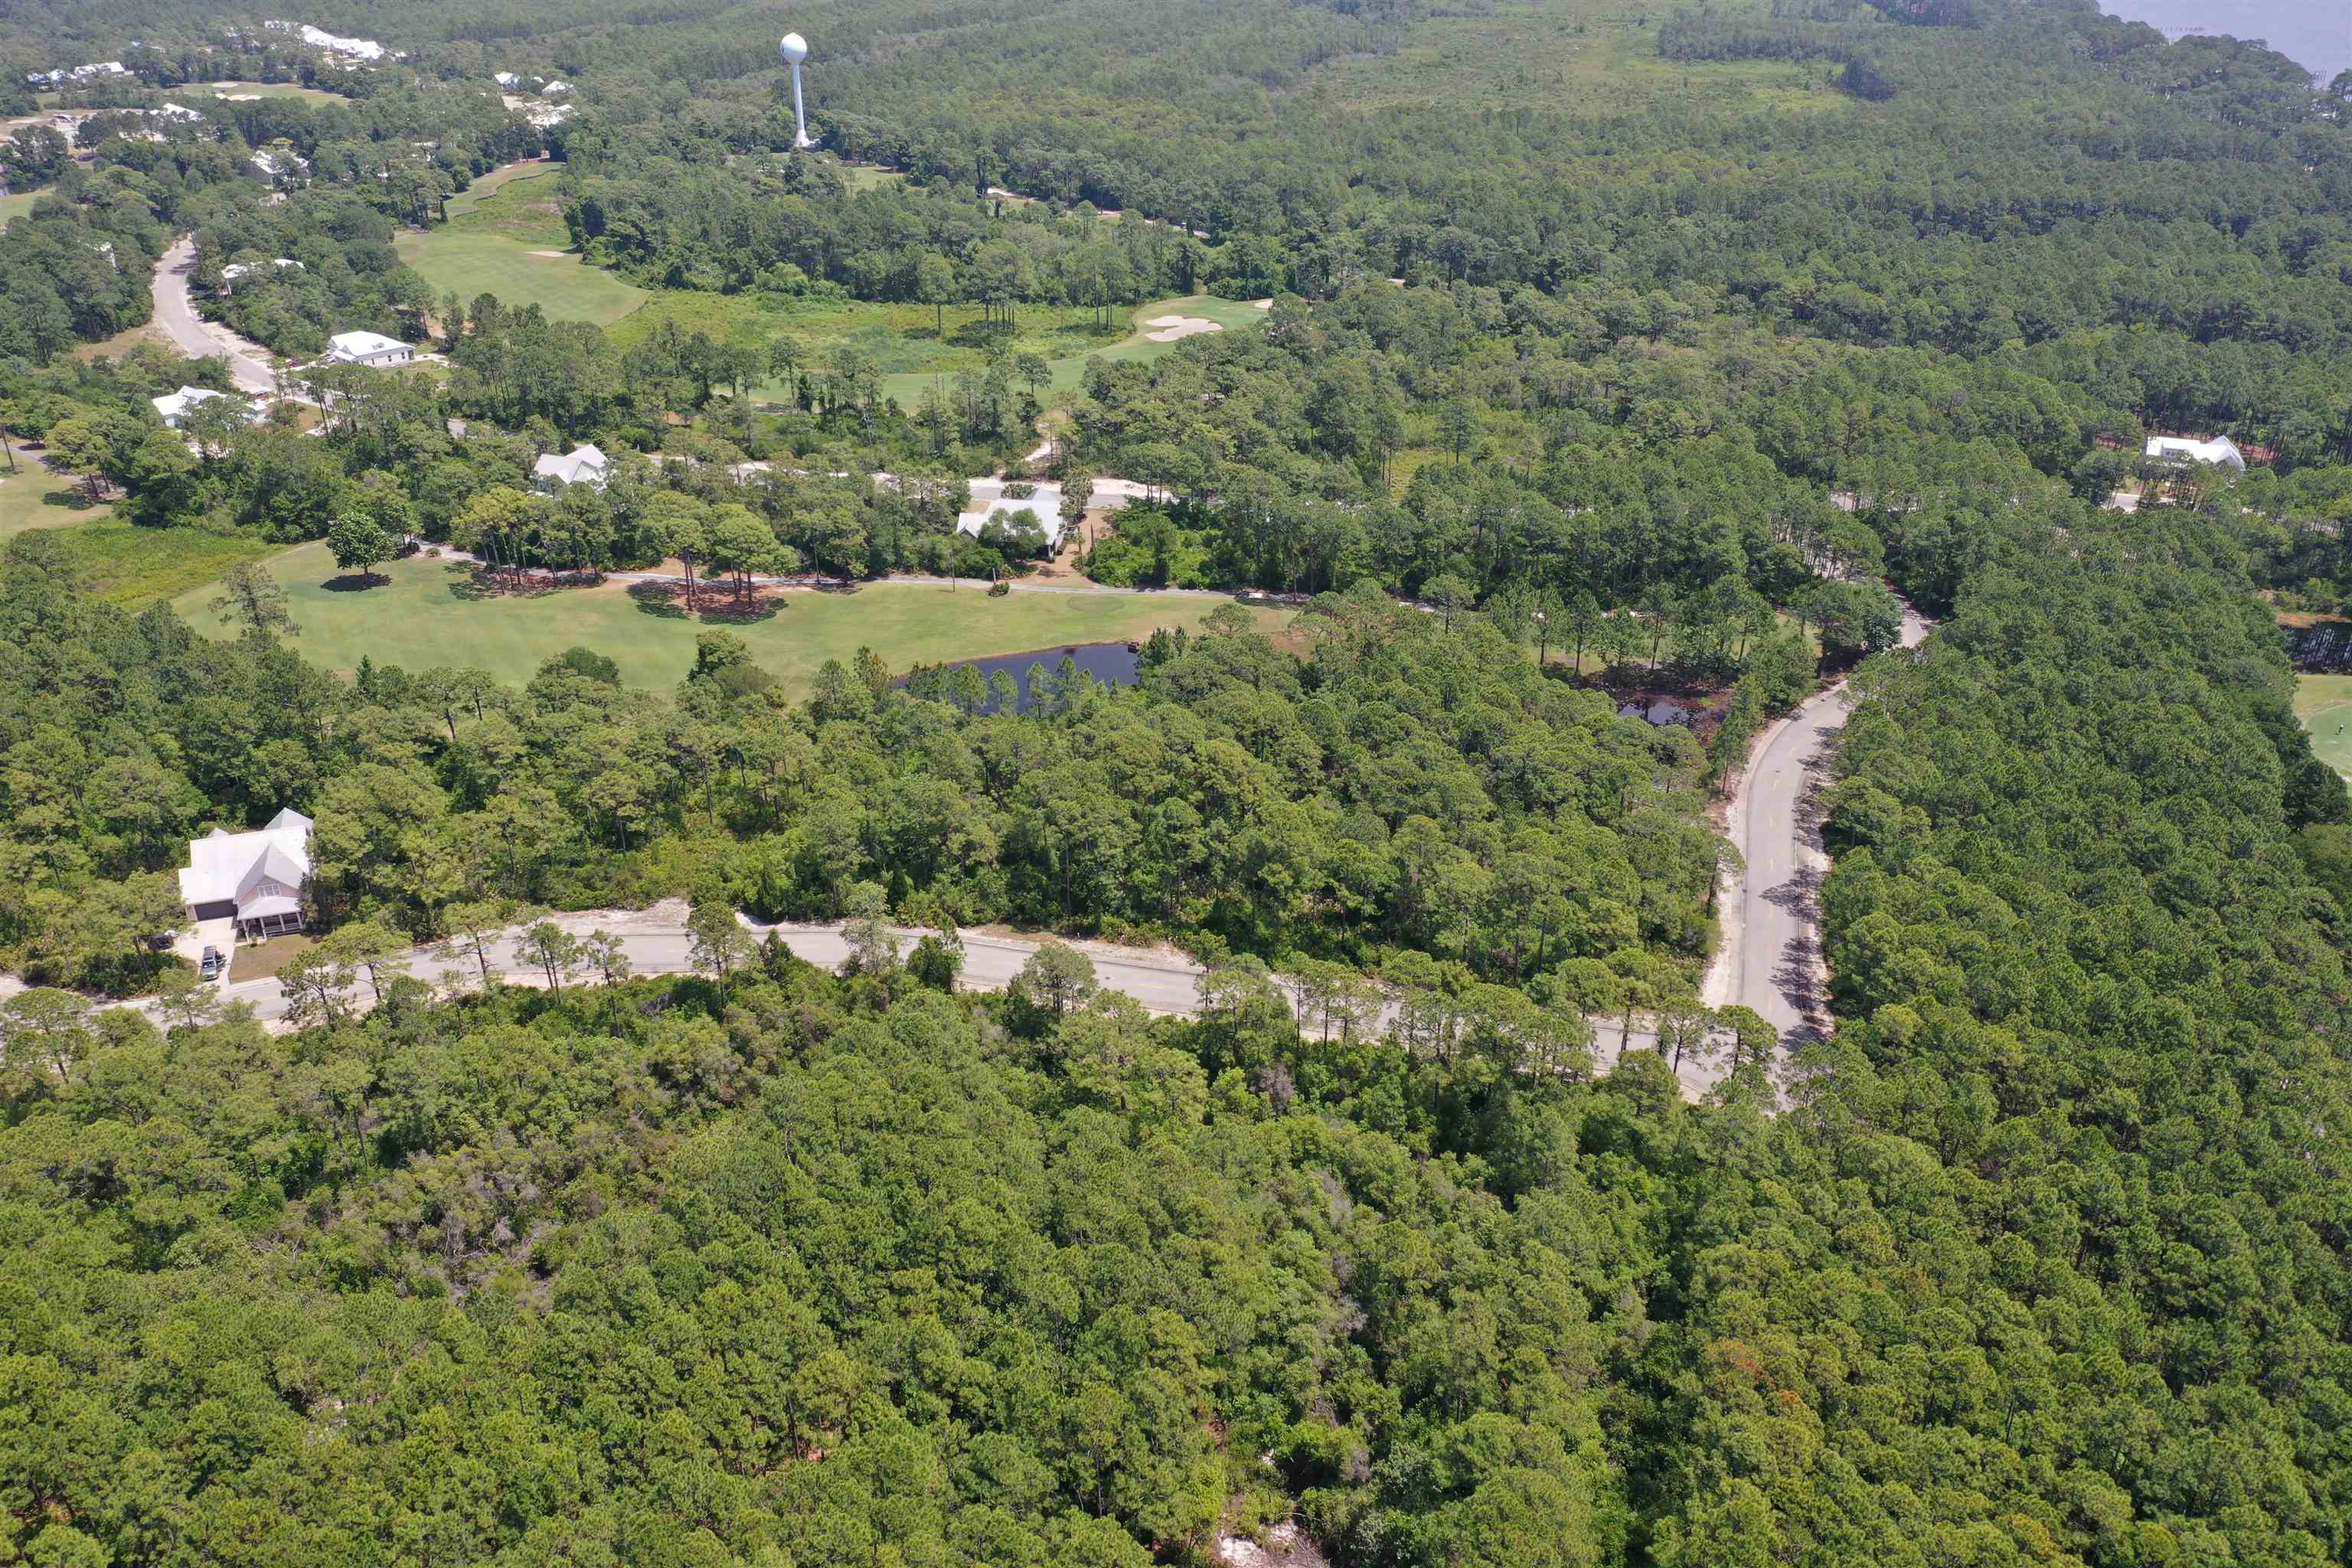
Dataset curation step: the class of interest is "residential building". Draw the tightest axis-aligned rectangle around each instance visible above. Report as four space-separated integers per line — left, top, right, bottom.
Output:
325 330 413 367
2144 434 2246 469
533 443 609 491
177 808 314 939
219 257 303 291
152 385 264 430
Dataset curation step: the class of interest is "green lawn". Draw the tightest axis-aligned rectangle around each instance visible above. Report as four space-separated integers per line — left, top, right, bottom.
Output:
0 459 106 541
398 167 649 328
2296 673 2352 776
202 80 348 103
0 188 39 230
838 163 908 192
67 524 276 608
175 540 1294 696
610 291 1266 411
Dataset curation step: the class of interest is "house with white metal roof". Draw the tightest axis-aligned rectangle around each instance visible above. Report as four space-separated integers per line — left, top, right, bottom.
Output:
152 385 263 430
325 330 413 366
2144 434 2246 469
177 808 314 939
533 443 609 490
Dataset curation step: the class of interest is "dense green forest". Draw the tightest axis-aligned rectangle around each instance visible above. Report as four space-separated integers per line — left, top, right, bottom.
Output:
5 0 2352 1562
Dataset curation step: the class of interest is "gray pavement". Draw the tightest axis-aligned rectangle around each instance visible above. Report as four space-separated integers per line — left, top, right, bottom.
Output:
158 915 1689 1092
1705 607 1932 1047
151 235 279 394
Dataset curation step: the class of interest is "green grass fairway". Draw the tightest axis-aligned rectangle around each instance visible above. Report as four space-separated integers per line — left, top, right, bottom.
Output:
2296 673 2352 776
175 541 1293 697
203 80 347 103
398 165 649 327
612 291 1266 412
837 163 907 192
443 161 563 227
0 189 39 230
0 460 106 541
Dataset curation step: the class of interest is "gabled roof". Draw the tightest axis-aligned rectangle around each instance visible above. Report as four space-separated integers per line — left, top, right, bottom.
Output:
178 812 313 911
153 385 225 421
2144 434 2245 468
534 443 609 486
328 330 410 358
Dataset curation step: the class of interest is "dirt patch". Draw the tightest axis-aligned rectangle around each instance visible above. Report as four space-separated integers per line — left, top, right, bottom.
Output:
1142 315 1223 342
626 577 807 622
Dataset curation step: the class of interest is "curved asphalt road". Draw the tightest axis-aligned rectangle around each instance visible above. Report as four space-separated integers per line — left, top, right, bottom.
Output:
152 235 279 394
1704 606 1931 1047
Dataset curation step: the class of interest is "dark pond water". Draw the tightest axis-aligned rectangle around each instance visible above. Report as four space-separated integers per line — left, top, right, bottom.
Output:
900 641 1141 714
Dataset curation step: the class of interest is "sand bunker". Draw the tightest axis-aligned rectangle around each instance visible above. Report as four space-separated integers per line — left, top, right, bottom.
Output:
527 250 570 257
1143 315 1223 341
1250 298 1273 310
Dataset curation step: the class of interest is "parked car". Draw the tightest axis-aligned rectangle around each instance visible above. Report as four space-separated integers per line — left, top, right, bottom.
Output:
199 946 224 979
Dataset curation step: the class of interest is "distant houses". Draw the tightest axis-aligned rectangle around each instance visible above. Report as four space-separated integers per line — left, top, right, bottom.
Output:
533 443 609 491
325 330 413 367
24 60 130 86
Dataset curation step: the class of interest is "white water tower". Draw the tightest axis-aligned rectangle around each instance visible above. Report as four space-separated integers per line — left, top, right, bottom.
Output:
779 32 814 149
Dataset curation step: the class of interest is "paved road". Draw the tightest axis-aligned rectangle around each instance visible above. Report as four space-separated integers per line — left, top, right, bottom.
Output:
151 235 279 394
1705 607 1932 1047
165 914 1688 1092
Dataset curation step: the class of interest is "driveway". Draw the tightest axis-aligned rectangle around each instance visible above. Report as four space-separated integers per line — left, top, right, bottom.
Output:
170 916 238 985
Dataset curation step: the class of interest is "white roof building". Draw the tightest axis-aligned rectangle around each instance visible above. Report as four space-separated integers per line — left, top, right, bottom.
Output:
265 21 386 60
27 61 131 85
493 70 521 87
2145 434 2246 469
220 257 303 288
250 149 311 183
541 80 572 94
956 489 1070 555
152 385 265 429
534 443 609 489
325 330 413 365
178 808 314 937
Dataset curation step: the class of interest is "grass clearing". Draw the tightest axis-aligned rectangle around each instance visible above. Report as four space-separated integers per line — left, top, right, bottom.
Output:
203 80 347 103
0 188 40 230
65 522 275 608
2296 673 2352 776
175 541 1293 697
1305 0 1851 115
0 459 109 541
838 163 908 192
611 291 1265 411
73 321 171 362
399 164 649 326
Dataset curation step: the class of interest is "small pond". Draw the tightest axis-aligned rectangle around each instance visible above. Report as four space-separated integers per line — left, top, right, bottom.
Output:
900 642 1141 714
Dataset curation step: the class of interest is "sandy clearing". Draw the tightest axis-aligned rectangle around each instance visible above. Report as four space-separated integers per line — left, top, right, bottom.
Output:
1250 298 1273 309
527 249 570 257
1143 315 1223 341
